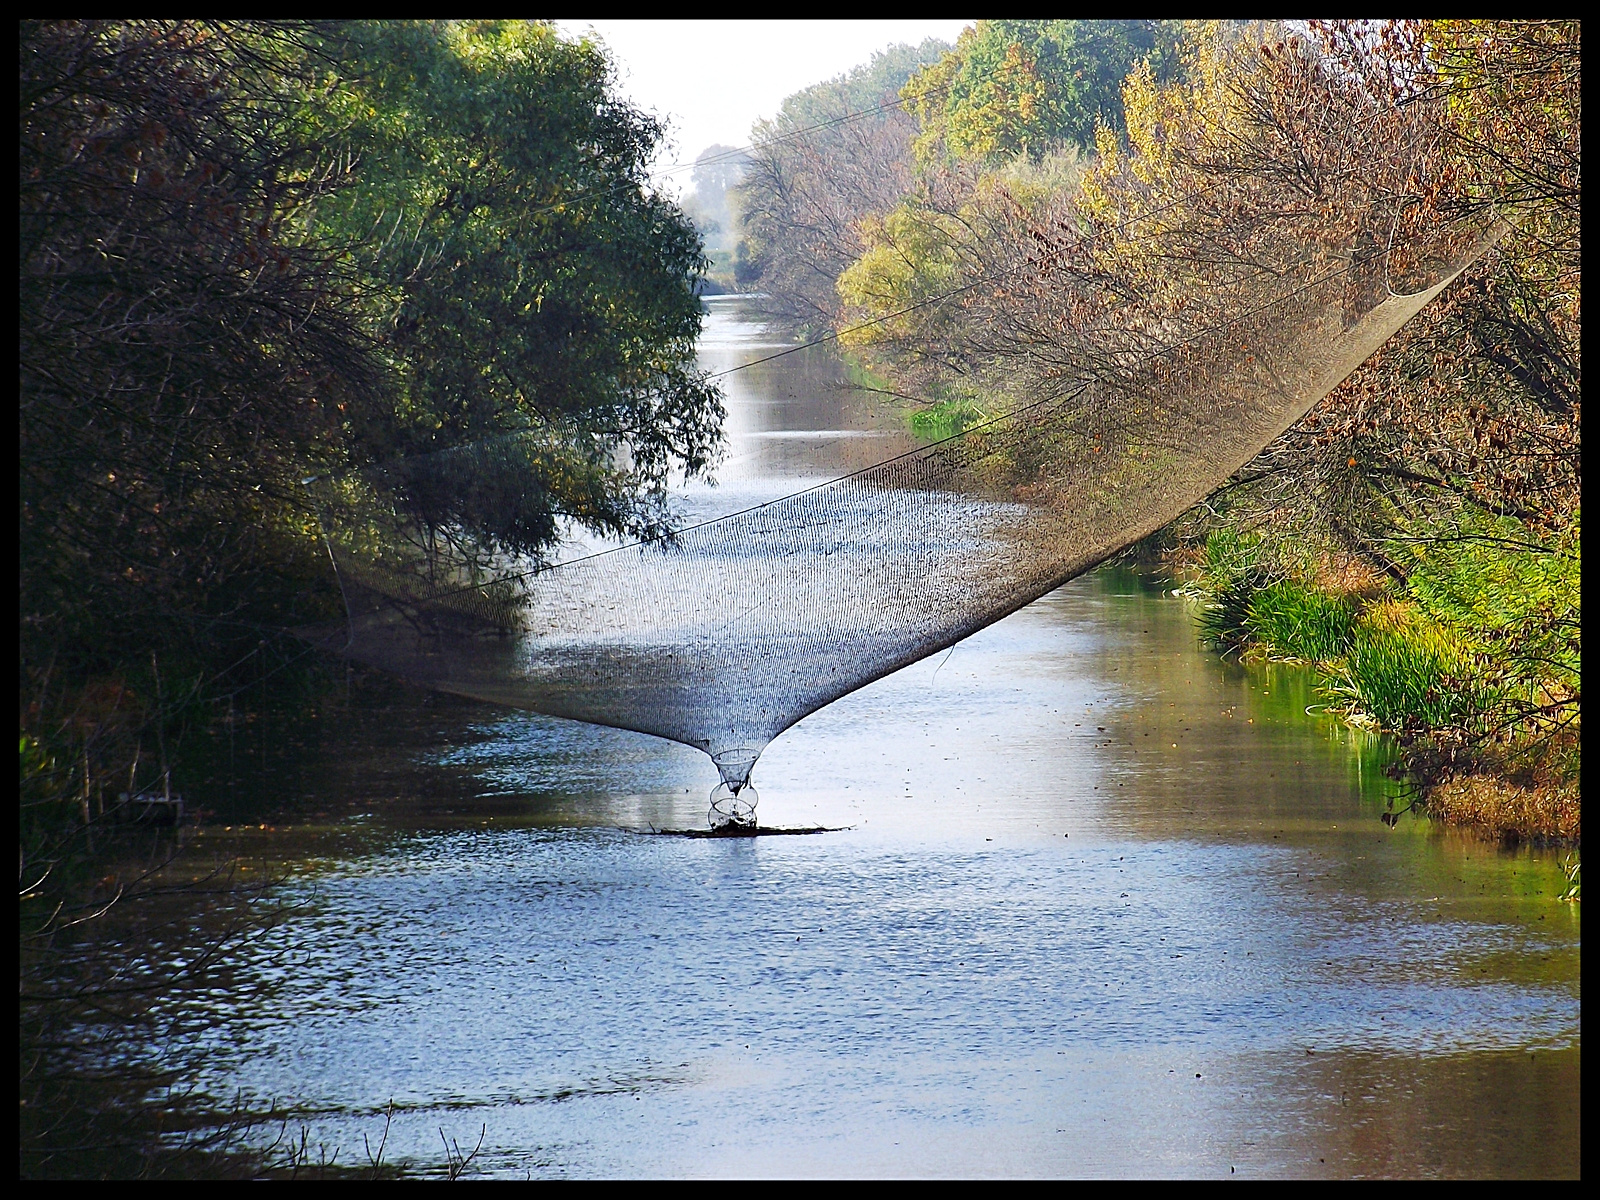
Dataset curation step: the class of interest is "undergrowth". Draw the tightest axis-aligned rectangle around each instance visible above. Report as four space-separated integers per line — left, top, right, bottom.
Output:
910 396 990 441
1171 517 1580 844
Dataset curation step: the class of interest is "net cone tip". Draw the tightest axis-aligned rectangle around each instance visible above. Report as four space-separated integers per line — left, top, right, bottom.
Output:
708 748 762 830
710 747 762 790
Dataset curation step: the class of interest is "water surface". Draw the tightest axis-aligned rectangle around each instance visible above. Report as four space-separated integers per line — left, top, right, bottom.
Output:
164 296 1578 1177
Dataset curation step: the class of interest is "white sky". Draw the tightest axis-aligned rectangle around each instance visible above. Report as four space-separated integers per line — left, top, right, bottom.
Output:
551 19 973 193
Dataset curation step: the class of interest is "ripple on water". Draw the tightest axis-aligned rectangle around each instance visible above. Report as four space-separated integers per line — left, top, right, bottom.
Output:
122 295 1577 1178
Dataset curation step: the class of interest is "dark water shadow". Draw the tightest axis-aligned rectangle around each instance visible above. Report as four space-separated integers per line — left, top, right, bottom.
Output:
626 824 851 838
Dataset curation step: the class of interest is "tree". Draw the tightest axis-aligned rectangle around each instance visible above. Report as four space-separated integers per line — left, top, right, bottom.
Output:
20 20 380 680
314 21 723 554
683 144 749 244
20 21 723 664
732 39 949 332
902 20 1186 165
19 18 725 835
840 19 1580 769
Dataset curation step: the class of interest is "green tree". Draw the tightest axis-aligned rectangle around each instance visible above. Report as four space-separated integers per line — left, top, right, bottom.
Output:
317 21 723 552
682 143 753 285
19 18 724 835
903 20 1185 164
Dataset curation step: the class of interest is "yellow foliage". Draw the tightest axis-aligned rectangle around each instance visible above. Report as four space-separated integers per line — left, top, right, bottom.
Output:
836 194 992 347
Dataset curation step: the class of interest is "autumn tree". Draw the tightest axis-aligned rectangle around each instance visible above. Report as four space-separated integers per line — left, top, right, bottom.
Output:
837 20 1580 775
731 39 948 332
902 20 1186 165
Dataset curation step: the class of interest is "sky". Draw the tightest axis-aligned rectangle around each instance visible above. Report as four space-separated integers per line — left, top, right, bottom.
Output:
551 20 973 193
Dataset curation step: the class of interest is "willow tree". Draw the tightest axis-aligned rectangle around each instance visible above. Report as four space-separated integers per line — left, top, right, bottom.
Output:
20 20 377 694
314 21 723 553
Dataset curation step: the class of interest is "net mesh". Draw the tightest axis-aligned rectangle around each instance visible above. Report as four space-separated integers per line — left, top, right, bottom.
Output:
307 152 1498 827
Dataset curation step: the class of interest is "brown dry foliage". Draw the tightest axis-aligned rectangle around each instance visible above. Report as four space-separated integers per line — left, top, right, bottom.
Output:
1426 776 1580 844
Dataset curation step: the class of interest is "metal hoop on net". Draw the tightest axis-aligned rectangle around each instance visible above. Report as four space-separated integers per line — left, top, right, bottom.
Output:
708 782 759 831
708 748 760 829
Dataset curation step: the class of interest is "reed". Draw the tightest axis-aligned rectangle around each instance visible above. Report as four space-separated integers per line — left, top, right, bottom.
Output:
1328 602 1479 732
1244 580 1356 663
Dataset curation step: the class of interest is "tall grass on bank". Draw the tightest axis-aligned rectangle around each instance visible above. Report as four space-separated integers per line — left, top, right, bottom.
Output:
1184 521 1580 755
1222 580 1358 664
1175 517 1580 843
910 397 990 442
1190 529 1358 664
1328 600 1483 733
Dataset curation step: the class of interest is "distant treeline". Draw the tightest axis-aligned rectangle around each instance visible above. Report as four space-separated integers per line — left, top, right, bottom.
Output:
729 21 1183 331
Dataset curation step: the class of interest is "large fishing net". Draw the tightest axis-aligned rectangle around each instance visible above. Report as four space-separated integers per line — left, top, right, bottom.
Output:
305 51 1499 830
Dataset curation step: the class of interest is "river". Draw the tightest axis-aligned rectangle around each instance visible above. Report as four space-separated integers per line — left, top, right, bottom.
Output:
133 295 1579 1177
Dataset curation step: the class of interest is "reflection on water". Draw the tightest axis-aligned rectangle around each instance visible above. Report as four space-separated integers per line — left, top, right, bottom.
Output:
703 295 917 487
150 296 1576 1177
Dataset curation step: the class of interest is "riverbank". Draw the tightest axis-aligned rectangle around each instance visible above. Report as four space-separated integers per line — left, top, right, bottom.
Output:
1135 528 1581 850
864 366 1581 851
797 20 1581 852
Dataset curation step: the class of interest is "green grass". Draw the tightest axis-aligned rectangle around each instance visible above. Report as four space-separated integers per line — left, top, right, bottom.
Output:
1173 512 1577 843
1192 528 1268 648
910 397 989 441
1328 603 1479 731
1183 527 1507 738
1244 580 1356 662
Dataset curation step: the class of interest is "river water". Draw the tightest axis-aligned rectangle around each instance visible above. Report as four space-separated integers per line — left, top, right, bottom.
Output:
155 296 1577 1177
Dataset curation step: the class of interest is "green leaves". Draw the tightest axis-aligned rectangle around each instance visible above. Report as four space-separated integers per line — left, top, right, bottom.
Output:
20 20 725 786
310 20 723 553
904 20 1186 165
